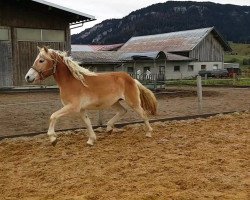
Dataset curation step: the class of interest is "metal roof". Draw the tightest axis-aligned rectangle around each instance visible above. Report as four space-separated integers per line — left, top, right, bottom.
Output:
119 51 166 61
119 27 231 53
71 44 124 52
164 52 195 61
71 45 94 52
71 51 194 64
32 0 95 22
72 51 123 64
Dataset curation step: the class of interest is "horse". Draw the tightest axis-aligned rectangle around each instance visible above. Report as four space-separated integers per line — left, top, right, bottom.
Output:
25 47 157 146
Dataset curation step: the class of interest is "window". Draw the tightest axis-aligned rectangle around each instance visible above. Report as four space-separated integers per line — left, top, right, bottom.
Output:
201 65 206 70
17 28 41 41
0 28 9 41
188 65 194 71
174 66 180 72
213 64 218 70
42 29 65 42
17 28 65 42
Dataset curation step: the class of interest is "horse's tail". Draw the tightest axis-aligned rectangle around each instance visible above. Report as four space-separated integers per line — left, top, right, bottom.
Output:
135 79 157 115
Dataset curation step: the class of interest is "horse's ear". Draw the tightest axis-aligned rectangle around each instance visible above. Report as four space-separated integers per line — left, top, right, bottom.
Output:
43 46 49 53
37 46 42 51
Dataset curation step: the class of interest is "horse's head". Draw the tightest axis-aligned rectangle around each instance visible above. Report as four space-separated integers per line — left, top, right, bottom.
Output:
25 46 57 83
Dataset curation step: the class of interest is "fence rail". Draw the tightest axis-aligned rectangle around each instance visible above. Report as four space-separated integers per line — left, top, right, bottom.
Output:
129 73 165 82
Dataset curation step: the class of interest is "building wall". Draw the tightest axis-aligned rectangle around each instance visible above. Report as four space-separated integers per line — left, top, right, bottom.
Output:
0 1 70 87
0 26 13 87
0 1 68 29
116 60 223 80
190 33 224 62
0 41 13 87
80 64 116 72
165 61 223 79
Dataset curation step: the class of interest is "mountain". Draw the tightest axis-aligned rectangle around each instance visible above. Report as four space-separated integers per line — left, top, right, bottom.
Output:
71 1 250 44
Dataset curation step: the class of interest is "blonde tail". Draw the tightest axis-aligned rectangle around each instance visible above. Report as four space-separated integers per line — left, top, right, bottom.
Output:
135 79 157 115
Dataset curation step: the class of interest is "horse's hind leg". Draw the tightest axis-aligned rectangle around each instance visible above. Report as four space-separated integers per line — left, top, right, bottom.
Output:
124 87 153 137
133 106 153 137
80 110 96 146
106 101 127 132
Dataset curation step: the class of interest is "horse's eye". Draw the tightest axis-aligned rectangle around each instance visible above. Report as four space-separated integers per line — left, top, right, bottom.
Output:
39 60 44 63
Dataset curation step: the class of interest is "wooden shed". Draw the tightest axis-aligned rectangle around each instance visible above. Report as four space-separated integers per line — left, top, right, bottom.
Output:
0 0 95 87
119 27 232 79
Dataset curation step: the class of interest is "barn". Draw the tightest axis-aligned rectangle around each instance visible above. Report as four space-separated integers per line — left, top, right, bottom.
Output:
0 0 95 88
72 27 232 80
118 27 232 79
72 50 194 82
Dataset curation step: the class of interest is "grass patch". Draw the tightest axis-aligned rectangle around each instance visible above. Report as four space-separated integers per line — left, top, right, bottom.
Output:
166 78 250 87
225 43 250 72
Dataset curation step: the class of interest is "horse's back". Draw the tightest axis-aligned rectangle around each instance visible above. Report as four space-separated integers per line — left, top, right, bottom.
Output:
87 71 134 87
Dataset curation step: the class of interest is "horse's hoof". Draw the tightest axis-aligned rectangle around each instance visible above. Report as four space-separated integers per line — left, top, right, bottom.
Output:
146 132 152 138
51 138 58 146
50 136 58 146
106 126 113 133
87 139 94 146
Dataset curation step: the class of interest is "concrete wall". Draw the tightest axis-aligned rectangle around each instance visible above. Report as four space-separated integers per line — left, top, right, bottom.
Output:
165 61 223 79
116 60 224 80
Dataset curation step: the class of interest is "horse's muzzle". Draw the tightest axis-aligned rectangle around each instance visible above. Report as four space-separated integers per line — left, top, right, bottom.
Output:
25 75 35 83
25 68 38 83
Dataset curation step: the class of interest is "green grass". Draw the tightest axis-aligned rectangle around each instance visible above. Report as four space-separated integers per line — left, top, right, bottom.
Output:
225 43 250 71
228 43 250 56
166 78 250 87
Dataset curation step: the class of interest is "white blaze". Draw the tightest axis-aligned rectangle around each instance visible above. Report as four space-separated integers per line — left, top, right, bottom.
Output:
25 68 39 83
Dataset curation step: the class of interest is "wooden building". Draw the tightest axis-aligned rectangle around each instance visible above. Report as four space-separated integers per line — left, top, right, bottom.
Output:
0 0 95 87
72 50 194 83
119 27 232 79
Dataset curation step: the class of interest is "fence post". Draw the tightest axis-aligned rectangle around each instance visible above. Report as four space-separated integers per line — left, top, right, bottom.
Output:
98 110 103 126
154 74 157 90
233 73 236 85
204 74 207 85
197 75 203 114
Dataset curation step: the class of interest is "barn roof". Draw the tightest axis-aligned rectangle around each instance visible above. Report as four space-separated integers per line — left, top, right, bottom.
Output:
119 51 166 61
32 0 95 23
71 51 194 65
119 27 232 53
72 51 123 64
71 44 124 52
164 52 195 61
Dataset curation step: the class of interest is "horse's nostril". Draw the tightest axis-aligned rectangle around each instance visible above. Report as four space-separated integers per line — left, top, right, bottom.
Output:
25 75 33 83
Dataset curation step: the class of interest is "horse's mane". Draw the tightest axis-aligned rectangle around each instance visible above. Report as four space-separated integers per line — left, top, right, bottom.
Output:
40 48 96 86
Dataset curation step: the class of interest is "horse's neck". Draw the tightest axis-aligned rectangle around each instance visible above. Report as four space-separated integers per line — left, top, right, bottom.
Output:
53 62 74 89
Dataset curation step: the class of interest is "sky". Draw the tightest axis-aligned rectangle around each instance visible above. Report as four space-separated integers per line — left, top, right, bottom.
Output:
46 0 250 34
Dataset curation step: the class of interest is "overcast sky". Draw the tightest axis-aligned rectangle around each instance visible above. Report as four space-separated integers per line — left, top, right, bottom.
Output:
46 0 250 34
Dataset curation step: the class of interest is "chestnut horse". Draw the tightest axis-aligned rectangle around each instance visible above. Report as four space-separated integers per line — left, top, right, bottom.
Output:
25 47 157 146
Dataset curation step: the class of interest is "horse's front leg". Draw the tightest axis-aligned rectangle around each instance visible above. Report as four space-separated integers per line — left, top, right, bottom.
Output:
48 104 78 145
80 110 96 146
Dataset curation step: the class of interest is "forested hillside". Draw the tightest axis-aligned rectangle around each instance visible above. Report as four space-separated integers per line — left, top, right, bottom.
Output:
72 1 250 44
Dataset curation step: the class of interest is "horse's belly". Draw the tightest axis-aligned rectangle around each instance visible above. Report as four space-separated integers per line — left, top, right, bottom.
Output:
80 95 121 110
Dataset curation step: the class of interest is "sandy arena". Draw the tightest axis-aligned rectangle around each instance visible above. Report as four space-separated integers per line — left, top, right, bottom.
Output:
0 112 249 199
0 86 250 137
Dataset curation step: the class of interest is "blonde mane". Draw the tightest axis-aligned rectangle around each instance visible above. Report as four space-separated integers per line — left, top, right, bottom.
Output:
40 48 96 86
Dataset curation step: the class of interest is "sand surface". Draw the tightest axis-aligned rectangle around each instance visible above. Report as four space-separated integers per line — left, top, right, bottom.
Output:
0 112 249 199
